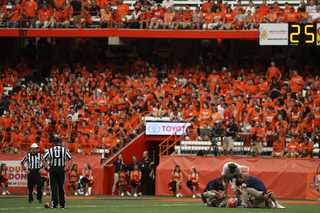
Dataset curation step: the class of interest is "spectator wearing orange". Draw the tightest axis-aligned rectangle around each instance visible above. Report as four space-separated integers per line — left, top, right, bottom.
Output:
266 61 282 83
90 131 102 149
202 0 212 12
250 121 264 157
271 136 285 158
300 137 313 155
266 6 277 23
202 7 214 30
99 6 113 28
2 128 14 153
220 7 235 30
212 7 223 30
6 5 20 28
35 5 50 28
252 6 263 29
286 136 300 158
260 0 270 16
277 9 286 22
116 0 129 28
81 7 92 28
24 0 38 28
289 70 304 98
81 134 94 154
273 2 281 13
0 111 14 129
19 132 34 153
286 6 299 23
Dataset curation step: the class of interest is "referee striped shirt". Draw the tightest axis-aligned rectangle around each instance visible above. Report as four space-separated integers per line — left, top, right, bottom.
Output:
21 153 43 169
43 145 72 167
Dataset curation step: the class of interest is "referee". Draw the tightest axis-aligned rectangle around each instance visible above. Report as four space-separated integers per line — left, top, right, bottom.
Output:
42 137 73 209
20 143 43 203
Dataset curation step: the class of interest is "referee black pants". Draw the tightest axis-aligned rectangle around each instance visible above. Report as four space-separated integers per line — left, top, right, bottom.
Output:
27 170 42 201
50 167 66 207
139 173 151 195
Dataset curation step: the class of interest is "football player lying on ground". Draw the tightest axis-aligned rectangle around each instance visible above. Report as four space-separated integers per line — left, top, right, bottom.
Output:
236 173 285 209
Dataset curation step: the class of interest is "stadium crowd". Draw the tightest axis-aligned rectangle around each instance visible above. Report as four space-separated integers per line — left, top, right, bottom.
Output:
0 37 319 159
1 0 320 29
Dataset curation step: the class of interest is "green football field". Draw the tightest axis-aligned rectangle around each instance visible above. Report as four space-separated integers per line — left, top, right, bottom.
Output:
0 195 319 213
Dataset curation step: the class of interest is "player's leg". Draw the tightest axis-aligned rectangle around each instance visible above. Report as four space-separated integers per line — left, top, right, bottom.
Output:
49 169 59 208
269 191 285 209
35 173 42 202
233 188 241 199
27 173 34 202
57 168 66 208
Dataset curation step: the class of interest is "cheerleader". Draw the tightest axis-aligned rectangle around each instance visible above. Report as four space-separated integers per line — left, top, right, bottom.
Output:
130 164 141 197
0 163 9 195
186 167 201 198
169 165 183 198
81 163 94 196
117 164 129 196
41 169 50 196
68 164 80 195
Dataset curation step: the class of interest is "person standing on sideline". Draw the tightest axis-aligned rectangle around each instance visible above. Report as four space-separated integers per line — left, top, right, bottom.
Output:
127 155 140 190
42 137 73 209
20 143 43 203
224 117 237 156
104 154 125 195
219 162 242 207
139 151 154 196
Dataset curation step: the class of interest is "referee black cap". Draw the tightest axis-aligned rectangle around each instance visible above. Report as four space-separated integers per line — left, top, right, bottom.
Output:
53 137 60 144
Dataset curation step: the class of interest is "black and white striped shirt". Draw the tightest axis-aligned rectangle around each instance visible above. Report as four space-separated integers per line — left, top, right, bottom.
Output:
43 145 72 167
21 153 43 169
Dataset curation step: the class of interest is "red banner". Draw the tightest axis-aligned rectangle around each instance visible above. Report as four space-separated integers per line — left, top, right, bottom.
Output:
157 156 319 199
0 154 101 194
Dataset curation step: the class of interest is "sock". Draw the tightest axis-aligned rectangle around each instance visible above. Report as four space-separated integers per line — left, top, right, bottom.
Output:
274 200 279 206
271 201 276 207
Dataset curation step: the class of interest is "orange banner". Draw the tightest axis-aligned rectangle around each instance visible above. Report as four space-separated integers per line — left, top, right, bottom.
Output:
306 170 319 200
157 156 319 199
0 154 101 194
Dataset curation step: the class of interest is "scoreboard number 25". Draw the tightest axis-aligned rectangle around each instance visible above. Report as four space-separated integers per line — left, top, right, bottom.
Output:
289 24 316 45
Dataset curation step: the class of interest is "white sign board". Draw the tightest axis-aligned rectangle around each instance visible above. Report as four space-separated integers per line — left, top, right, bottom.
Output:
146 122 190 136
1 161 27 187
260 23 288 45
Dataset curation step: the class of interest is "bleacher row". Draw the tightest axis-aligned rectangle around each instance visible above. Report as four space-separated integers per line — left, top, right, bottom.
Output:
174 138 320 157
2 0 304 28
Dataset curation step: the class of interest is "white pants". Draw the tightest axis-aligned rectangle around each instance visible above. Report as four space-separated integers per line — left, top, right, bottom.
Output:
36 20 48 28
203 23 214 30
60 21 70 28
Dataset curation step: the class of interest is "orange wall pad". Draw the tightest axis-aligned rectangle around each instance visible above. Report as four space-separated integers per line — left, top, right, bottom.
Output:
157 156 319 199
0 154 101 194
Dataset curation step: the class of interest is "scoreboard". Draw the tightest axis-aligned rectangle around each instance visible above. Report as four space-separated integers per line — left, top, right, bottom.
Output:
260 23 320 46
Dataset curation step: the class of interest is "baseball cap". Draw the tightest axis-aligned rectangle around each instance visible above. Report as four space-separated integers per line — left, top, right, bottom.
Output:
312 87 318 91
290 6 294 9
135 5 140 9
255 105 260 109
31 143 39 148
186 5 190 8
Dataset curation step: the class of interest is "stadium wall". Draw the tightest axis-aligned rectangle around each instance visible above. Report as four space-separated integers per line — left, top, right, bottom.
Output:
156 156 319 200
0 154 101 195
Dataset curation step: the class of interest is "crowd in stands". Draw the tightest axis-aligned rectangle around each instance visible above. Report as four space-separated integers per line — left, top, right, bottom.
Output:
1 0 320 29
0 37 319 158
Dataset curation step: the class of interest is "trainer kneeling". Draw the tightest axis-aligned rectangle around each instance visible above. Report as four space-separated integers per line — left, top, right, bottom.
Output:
201 175 227 207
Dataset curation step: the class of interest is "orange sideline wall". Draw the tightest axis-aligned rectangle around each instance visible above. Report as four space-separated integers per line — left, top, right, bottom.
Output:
157 156 319 199
0 154 101 194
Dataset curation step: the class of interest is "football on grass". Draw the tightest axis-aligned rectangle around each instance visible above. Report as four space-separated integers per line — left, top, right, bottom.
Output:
44 202 51 208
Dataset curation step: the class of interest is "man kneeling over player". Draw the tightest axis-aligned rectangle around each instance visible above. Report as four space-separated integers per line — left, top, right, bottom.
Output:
236 173 285 209
201 175 227 207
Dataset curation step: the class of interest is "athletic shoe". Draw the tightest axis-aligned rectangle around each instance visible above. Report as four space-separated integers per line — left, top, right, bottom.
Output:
43 192 46 196
2 192 5 195
5 190 10 195
74 192 78 195
38 200 42 203
126 191 132 196
192 195 195 198
33 190 37 195
85 193 89 196
134 193 137 197
201 194 207 203
60 206 68 209
317 198 320 202
236 205 247 208
266 199 271 209
138 192 142 196
28 200 33 203
121 193 124 196
276 204 286 209
179 193 183 197
197 193 201 198
207 203 217 207
50 206 58 209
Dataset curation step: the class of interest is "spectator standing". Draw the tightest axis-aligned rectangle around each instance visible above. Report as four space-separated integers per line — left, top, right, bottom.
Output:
139 151 154 196
127 155 140 176
250 121 264 157
69 0 82 28
260 0 270 17
289 70 304 98
202 0 212 12
24 0 38 28
116 0 129 28
224 117 237 156
104 154 125 195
